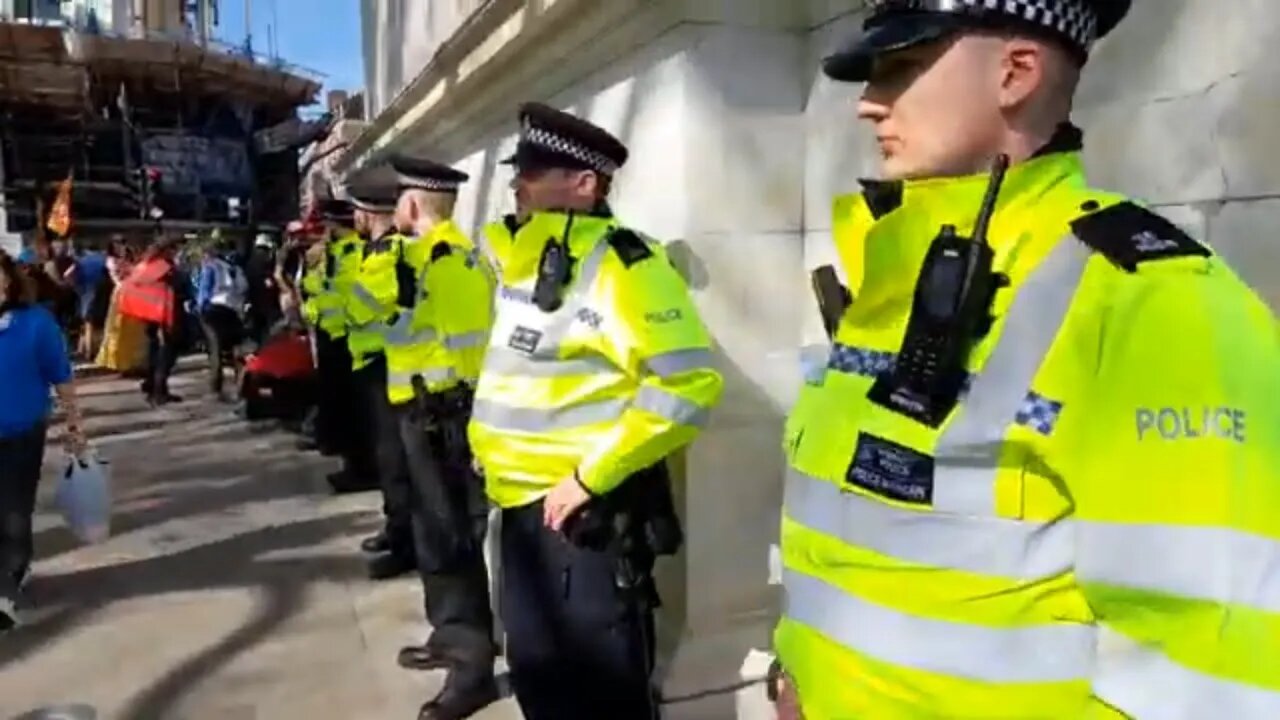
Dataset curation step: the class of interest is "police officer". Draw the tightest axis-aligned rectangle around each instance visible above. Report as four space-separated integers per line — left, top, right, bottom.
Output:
773 1 1280 718
380 156 499 720
307 200 377 491
468 103 725 720
344 180 417 580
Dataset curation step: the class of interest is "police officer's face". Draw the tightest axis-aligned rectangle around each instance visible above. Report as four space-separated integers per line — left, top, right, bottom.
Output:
858 34 1008 180
511 167 599 213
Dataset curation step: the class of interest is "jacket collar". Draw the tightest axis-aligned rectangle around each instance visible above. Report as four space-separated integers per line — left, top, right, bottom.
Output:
504 208 618 283
849 142 1090 314
421 219 475 250
857 122 1086 220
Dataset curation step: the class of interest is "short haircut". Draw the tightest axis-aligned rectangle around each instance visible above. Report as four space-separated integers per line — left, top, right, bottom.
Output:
406 189 457 221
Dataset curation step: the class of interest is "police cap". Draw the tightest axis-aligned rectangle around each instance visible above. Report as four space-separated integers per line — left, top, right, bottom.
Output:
317 198 355 224
390 155 469 194
823 0 1131 83
502 102 629 176
344 176 399 214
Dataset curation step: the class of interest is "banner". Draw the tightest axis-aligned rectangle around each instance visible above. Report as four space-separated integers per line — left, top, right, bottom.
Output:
141 135 252 194
46 174 72 237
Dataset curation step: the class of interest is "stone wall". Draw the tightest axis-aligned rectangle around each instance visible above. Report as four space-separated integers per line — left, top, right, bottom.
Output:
346 0 1279 716
360 0 489 119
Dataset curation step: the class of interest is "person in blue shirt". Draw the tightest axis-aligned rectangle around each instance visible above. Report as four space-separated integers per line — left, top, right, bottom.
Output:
196 244 248 399
0 251 86 631
69 245 108 360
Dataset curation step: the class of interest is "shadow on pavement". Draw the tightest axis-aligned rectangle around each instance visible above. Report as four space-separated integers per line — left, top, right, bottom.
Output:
2 513 379 719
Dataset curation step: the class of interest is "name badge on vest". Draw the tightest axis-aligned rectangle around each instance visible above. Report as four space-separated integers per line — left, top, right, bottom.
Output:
845 433 934 506
508 326 543 355
0 312 11 332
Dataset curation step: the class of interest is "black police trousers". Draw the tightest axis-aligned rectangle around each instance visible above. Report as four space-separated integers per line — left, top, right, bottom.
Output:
501 501 660 720
0 423 47 602
314 330 354 456
397 404 495 687
354 354 413 554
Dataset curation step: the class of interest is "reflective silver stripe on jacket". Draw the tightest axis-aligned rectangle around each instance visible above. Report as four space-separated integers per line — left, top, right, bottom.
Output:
444 330 488 351
482 347 621 378
471 396 628 433
1077 521 1280 613
350 282 386 315
1093 627 1280 718
784 568 1093 683
633 386 709 427
644 348 716 378
931 236 1091 515
784 467 1072 580
383 312 438 347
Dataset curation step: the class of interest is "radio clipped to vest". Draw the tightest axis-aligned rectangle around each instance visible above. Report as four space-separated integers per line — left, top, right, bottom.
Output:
868 154 1011 427
533 214 576 313
324 235 337 280
811 265 852 340
394 236 417 309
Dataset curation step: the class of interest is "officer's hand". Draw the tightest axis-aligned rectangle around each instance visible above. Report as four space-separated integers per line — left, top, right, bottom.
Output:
543 473 592 533
774 672 803 720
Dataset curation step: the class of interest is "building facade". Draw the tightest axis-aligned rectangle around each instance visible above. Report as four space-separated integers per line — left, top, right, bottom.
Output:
343 0 1280 715
0 0 319 247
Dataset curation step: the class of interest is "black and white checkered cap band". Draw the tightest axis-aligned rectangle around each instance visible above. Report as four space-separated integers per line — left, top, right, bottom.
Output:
522 122 619 175
396 173 461 192
869 0 1098 50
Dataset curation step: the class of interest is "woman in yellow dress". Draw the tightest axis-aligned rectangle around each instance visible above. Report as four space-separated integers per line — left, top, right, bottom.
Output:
95 240 147 373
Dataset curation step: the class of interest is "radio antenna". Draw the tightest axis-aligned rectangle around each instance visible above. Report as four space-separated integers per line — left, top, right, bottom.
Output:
972 154 1010 248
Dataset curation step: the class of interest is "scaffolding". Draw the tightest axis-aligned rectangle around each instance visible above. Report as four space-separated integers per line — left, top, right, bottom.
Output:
0 18 322 242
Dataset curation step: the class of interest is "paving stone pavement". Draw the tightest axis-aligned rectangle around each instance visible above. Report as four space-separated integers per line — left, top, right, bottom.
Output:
0 360 523 720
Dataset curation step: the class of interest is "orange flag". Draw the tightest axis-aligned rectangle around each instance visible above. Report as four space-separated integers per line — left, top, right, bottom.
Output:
46 174 73 237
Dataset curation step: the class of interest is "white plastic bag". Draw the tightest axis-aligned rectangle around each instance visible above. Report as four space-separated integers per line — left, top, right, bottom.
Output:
54 451 112 544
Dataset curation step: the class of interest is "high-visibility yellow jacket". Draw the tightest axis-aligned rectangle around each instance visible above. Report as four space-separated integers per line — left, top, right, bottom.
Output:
384 220 495 404
776 145 1280 719
481 215 519 284
346 230 405 370
302 229 363 338
468 210 725 508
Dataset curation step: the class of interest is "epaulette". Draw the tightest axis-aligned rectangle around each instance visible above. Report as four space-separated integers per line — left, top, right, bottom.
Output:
606 228 653 268
430 241 453 262
1070 201 1211 273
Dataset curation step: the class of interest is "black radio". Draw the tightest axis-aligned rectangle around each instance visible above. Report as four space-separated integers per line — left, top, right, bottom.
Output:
868 155 1011 427
533 214 577 313
394 237 417 309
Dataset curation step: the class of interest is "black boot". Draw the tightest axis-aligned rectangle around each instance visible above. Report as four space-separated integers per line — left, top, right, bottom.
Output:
360 531 391 555
326 470 378 495
418 676 499 720
366 551 415 581
397 640 451 671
